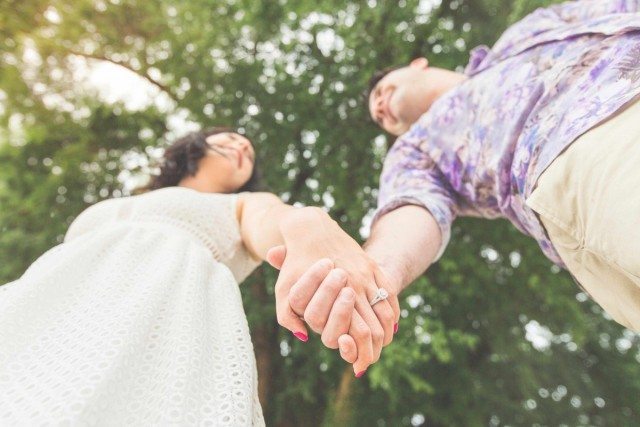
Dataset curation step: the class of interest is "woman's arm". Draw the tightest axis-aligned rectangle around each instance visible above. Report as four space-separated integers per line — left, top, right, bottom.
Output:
236 192 294 261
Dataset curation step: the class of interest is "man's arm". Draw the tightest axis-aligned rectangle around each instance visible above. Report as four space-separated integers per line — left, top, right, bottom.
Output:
365 205 442 296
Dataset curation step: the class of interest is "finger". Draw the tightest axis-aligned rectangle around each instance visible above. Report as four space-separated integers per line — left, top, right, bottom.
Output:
274 267 310 342
320 286 355 348
338 334 357 364
288 258 334 316
304 269 348 334
266 245 287 270
354 295 387 362
349 310 373 376
389 296 400 334
373 267 401 333
277 296 309 342
362 276 395 346
369 295 396 346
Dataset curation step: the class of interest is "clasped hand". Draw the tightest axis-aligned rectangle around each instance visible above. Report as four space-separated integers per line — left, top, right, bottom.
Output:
267 209 400 376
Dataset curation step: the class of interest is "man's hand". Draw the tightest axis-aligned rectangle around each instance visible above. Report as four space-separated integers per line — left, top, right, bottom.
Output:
266 208 401 374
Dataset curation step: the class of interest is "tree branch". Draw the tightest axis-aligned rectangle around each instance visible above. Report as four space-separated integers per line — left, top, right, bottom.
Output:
68 50 179 103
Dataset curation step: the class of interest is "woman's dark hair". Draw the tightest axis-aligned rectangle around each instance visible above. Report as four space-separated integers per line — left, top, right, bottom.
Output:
141 127 263 193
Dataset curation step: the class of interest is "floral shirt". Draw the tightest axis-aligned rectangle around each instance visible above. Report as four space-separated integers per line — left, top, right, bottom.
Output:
374 0 640 266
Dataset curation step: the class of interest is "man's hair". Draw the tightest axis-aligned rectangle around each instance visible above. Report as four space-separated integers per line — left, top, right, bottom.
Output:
363 65 402 118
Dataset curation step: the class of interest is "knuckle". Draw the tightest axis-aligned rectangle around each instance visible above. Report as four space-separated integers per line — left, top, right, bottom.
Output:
320 281 339 295
332 267 347 277
356 327 372 342
304 311 325 332
380 309 394 325
339 348 351 360
321 334 338 349
310 260 332 278
326 273 346 291
341 271 355 286
309 269 326 285
339 288 356 303
288 292 307 312
340 348 354 363
372 328 384 344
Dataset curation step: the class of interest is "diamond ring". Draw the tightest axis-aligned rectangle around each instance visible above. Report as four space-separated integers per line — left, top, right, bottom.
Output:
369 288 389 306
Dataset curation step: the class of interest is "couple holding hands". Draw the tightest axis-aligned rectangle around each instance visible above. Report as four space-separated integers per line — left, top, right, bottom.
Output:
3 1 640 425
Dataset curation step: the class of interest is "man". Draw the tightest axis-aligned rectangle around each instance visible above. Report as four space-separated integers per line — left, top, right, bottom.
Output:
269 0 640 375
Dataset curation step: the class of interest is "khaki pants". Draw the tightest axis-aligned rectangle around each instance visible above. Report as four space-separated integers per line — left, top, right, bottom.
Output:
526 99 640 331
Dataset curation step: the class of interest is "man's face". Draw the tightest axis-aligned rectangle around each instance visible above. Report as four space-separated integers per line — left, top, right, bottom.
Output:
368 58 433 136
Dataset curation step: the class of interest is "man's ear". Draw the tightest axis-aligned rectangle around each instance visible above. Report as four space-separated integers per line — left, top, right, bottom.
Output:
409 57 429 70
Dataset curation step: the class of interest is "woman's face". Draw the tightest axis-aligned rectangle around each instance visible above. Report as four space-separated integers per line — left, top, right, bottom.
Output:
200 132 255 192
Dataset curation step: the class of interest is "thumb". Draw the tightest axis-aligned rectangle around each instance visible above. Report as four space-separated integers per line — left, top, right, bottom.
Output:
266 245 286 270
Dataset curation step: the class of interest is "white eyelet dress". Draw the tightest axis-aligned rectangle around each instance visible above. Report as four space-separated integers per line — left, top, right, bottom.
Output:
0 187 264 426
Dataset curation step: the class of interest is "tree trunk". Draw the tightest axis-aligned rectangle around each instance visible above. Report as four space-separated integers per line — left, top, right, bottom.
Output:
250 269 278 414
325 366 355 426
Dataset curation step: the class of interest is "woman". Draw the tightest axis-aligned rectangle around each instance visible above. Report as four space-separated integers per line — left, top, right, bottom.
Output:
0 128 360 426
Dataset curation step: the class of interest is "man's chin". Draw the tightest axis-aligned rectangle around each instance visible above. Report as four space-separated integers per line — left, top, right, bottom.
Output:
388 125 409 137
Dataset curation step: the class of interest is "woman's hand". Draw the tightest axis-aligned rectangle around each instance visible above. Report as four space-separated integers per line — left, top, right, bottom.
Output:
237 195 399 372
266 214 401 375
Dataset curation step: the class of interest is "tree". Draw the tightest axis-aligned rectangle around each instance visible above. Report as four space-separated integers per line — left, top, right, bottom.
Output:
1 0 638 425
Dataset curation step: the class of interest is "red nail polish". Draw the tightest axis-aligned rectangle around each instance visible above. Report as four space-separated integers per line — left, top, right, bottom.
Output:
355 370 367 378
293 332 308 342
394 323 399 334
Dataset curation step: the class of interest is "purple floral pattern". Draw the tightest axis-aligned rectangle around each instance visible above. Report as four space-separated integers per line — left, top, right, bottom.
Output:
374 0 640 265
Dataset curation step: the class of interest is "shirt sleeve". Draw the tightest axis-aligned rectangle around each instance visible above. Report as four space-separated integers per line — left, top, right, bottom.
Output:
371 135 458 262
465 0 640 75
492 0 638 55
546 0 638 22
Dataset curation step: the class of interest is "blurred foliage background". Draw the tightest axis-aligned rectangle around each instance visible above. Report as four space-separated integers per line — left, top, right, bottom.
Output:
1 0 639 425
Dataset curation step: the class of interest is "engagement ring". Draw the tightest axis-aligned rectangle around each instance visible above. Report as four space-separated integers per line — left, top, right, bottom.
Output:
369 288 389 306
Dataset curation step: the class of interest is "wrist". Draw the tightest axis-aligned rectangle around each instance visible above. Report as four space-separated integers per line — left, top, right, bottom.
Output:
377 259 407 296
365 245 410 296
279 206 335 240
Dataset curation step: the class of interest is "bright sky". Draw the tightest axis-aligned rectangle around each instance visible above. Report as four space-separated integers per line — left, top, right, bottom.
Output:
76 58 199 136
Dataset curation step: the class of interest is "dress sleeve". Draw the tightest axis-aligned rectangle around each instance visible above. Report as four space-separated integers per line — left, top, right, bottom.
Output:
372 135 458 261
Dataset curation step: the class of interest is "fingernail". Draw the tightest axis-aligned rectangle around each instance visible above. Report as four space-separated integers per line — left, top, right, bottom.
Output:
394 323 399 334
355 370 367 378
293 332 308 342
